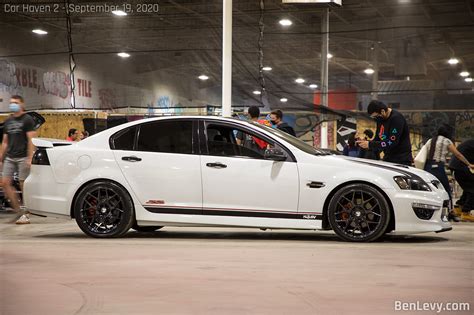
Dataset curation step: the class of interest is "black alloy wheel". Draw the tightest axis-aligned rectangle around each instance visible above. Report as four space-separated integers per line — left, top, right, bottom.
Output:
73 181 134 238
328 183 390 242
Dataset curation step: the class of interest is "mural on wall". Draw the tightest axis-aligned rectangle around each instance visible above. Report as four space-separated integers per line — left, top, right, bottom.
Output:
403 111 473 147
0 58 154 110
42 71 70 99
98 88 117 109
335 117 357 152
0 59 20 94
455 111 473 141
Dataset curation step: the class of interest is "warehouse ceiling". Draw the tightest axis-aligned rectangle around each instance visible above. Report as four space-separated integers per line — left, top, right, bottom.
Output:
1 0 473 108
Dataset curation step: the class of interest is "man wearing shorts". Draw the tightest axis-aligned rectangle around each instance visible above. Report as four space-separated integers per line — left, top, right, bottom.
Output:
0 95 36 224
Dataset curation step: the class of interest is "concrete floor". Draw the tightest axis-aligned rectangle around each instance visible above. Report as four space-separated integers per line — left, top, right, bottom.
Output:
0 212 472 315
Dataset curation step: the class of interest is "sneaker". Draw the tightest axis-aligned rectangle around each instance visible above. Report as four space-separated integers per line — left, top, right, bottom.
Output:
452 206 463 217
460 211 474 222
448 212 461 222
15 214 30 225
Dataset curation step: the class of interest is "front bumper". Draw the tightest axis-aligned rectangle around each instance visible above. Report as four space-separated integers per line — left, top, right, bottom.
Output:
384 188 452 235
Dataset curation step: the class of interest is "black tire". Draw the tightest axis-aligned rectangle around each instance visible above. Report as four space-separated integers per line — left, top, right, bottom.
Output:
328 183 390 242
132 225 163 232
73 181 134 238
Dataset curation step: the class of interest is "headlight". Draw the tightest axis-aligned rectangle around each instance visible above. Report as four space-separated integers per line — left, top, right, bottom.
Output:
394 176 431 191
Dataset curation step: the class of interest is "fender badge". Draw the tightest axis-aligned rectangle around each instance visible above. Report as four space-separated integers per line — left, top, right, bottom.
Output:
146 200 165 205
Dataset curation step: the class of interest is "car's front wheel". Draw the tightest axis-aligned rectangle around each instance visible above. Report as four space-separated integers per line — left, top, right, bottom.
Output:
73 181 134 238
328 183 390 242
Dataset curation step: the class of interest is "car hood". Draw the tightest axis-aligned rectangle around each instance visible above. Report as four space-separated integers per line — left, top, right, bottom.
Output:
326 155 438 183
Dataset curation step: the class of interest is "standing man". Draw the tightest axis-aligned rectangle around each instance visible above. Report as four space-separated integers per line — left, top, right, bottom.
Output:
270 110 296 136
0 95 36 224
357 101 412 165
449 139 474 221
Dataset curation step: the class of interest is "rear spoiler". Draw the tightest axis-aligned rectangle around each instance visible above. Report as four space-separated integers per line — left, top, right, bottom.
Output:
33 138 73 148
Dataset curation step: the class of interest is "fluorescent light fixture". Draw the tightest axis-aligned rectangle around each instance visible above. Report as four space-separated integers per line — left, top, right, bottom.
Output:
253 90 262 95
465 77 473 83
32 29 48 35
117 52 130 58
280 98 288 102
279 19 293 26
282 0 342 6
448 58 459 65
309 84 318 89
198 75 209 80
364 68 375 74
295 78 305 83
262 66 272 71
112 10 127 16
460 71 470 77
327 53 333 59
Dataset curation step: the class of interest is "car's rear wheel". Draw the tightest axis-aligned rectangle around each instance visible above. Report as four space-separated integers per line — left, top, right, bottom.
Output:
132 225 163 232
328 184 390 242
73 181 134 238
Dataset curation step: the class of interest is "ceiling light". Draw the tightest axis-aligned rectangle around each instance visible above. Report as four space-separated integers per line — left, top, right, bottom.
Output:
364 68 375 75
253 90 261 95
280 98 288 102
448 58 459 65
262 66 272 71
295 78 305 84
32 29 48 35
327 53 333 59
117 52 130 58
198 75 209 80
279 19 292 26
309 84 318 89
112 10 127 16
465 77 473 83
460 71 470 77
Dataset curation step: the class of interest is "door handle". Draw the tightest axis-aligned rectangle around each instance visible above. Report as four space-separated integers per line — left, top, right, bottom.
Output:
122 156 142 162
206 162 227 169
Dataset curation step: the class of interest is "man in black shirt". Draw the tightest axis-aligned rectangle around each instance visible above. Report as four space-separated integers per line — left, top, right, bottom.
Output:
0 95 36 224
270 109 296 137
449 139 474 220
357 101 412 165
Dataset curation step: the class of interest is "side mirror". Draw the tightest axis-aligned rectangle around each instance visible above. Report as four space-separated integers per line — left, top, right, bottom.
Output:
264 148 287 161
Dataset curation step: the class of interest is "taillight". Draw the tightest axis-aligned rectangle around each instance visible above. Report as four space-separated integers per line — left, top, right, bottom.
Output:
32 147 50 165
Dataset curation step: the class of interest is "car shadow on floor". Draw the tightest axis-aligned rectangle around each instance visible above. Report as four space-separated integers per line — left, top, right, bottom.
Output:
34 229 449 244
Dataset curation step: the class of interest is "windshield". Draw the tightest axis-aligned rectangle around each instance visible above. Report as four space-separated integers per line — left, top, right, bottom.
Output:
249 122 330 156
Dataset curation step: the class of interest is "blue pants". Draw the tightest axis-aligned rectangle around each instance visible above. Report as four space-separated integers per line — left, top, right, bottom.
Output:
424 161 452 201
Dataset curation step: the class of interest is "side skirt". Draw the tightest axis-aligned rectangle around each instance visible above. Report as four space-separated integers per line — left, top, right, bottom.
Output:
138 206 323 230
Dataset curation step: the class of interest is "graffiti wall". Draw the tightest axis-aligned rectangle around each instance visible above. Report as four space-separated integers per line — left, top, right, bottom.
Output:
403 111 474 145
0 58 195 111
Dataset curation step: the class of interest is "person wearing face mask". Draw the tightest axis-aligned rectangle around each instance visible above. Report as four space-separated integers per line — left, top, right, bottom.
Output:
0 95 36 224
269 109 296 137
357 100 412 165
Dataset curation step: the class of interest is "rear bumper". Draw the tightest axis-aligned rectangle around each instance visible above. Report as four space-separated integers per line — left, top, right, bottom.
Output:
24 166 73 217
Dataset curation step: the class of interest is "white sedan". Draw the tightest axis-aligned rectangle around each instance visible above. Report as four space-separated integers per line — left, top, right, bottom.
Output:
25 116 452 242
